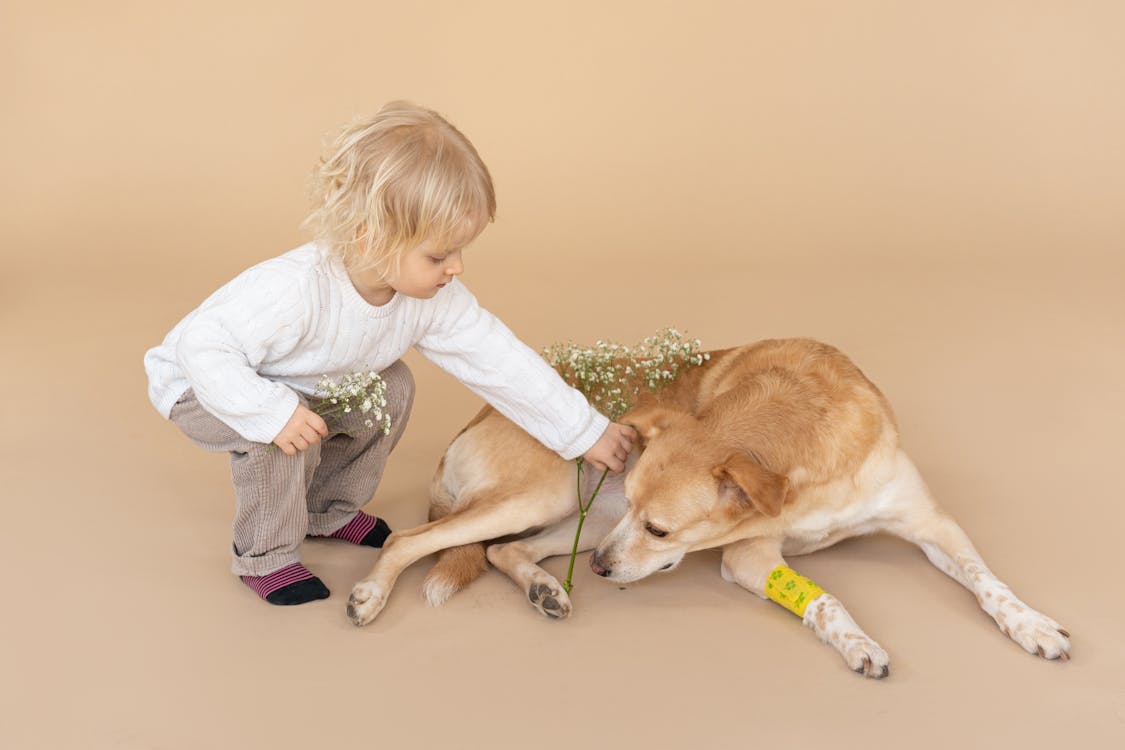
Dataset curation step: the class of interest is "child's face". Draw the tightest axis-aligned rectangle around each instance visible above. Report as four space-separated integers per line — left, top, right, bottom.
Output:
385 221 481 299
349 220 481 305
389 236 467 299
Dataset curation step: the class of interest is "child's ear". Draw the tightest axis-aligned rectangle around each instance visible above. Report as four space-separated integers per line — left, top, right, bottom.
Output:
622 404 686 443
712 453 789 517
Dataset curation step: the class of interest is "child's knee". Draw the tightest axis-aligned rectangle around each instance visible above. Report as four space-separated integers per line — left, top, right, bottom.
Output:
383 360 415 416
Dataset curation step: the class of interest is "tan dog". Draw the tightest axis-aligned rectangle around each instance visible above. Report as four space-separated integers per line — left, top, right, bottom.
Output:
347 338 1071 677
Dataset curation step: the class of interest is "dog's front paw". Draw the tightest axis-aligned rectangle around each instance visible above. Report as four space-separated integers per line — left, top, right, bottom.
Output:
840 635 891 679
527 580 572 620
803 594 890 678
347 581 387 626
995 602 1071 661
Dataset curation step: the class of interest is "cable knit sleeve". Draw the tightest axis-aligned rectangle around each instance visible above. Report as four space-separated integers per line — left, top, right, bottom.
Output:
414 279 609 460
174 267 311 443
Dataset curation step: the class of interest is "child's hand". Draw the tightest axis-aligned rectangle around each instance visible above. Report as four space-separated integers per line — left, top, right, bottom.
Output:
582 422 637 473
272 404 330 456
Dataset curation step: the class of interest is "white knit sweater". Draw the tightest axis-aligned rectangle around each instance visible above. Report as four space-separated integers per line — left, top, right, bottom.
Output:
143 242 608 459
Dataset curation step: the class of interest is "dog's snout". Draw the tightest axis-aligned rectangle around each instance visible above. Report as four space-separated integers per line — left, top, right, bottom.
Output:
590 551 611 577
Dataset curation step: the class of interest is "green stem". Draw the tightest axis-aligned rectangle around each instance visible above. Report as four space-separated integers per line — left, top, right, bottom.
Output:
574 457 585 514
315 404 349 418
562 460 610 595
586 466 610 513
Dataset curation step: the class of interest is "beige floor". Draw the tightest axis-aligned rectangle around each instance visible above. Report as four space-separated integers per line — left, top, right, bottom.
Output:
5 3 1125 749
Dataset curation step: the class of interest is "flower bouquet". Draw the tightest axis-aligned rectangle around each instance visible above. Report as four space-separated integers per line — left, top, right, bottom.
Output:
313 370 393 436
267 370 391 453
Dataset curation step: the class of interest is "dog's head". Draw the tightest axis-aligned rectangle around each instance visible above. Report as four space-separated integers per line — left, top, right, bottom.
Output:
590 403 789 582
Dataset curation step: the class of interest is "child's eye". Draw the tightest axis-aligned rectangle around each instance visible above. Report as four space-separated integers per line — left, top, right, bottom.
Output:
428 256 446 265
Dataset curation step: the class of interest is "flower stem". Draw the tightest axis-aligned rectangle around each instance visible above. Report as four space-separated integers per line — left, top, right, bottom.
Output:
562 460 610 595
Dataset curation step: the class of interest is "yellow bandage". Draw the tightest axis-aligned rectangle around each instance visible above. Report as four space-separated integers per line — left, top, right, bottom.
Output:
765 565 826 618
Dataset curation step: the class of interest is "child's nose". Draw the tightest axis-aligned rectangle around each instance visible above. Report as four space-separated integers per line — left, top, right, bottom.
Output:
446 257 464 276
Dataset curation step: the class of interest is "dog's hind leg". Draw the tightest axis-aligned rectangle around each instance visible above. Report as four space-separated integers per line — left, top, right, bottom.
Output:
721 537 891 678
487 495 623 620
419 479 489 607
347 493 571 626
879 452 1071 661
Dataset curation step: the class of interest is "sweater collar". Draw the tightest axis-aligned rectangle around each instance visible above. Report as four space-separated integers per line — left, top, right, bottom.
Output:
325 248 404 319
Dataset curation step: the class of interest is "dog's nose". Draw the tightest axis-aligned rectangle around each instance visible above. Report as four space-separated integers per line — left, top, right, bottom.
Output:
589 551 611 577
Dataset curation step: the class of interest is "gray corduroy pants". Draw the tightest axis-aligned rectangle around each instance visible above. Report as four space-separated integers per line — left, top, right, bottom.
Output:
168 360 414 576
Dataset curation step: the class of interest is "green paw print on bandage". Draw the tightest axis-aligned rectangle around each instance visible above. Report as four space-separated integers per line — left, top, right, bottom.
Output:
766 565 825 617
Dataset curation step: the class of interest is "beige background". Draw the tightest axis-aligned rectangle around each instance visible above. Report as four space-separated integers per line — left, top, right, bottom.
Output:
3 2 1124 748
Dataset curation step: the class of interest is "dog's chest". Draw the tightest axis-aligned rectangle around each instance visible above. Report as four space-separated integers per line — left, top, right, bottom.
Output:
779 471 905 555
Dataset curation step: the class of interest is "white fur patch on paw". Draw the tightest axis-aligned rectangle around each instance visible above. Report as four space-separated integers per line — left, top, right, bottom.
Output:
839 634 891 678
347 581 387 626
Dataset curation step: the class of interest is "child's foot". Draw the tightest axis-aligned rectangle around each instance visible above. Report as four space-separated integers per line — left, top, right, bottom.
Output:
240 562 330 605
327 511 392 548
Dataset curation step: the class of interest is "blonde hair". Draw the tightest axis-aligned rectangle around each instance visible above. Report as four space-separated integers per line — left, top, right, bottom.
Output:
303 101 496 276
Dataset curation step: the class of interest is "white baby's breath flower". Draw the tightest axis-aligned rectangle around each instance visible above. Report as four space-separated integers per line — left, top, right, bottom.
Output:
542 328 708 421
310 368 393 440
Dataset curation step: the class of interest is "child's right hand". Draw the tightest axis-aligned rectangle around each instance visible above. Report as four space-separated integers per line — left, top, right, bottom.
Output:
272 404 330 455
581 422 637 473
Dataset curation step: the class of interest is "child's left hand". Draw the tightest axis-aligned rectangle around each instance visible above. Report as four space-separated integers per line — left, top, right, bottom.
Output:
582 422 637 473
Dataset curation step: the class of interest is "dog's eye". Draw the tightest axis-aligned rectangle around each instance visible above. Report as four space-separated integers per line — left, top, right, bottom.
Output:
644 522 668 538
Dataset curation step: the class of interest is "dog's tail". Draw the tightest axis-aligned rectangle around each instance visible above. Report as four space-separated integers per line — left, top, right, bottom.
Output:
422 543 489 607
422 471 490 607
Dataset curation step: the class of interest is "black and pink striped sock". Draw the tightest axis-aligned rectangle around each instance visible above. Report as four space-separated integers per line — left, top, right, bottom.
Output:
328 511 392 548
240 562 330 605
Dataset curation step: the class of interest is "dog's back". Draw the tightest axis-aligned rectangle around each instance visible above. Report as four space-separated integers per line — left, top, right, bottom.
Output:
691 339 898 487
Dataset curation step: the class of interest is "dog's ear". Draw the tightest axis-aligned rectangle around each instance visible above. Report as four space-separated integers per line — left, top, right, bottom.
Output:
712 453 789 517
622 404 684 442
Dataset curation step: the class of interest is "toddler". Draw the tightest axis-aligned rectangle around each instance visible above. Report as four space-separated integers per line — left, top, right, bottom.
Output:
144 101 636 605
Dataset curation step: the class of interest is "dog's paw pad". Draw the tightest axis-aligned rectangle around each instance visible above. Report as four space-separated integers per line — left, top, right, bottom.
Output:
527 581 571 619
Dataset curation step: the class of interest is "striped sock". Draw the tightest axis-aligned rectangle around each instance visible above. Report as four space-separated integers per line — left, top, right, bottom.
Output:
328 511 392 548
240 562 329 605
